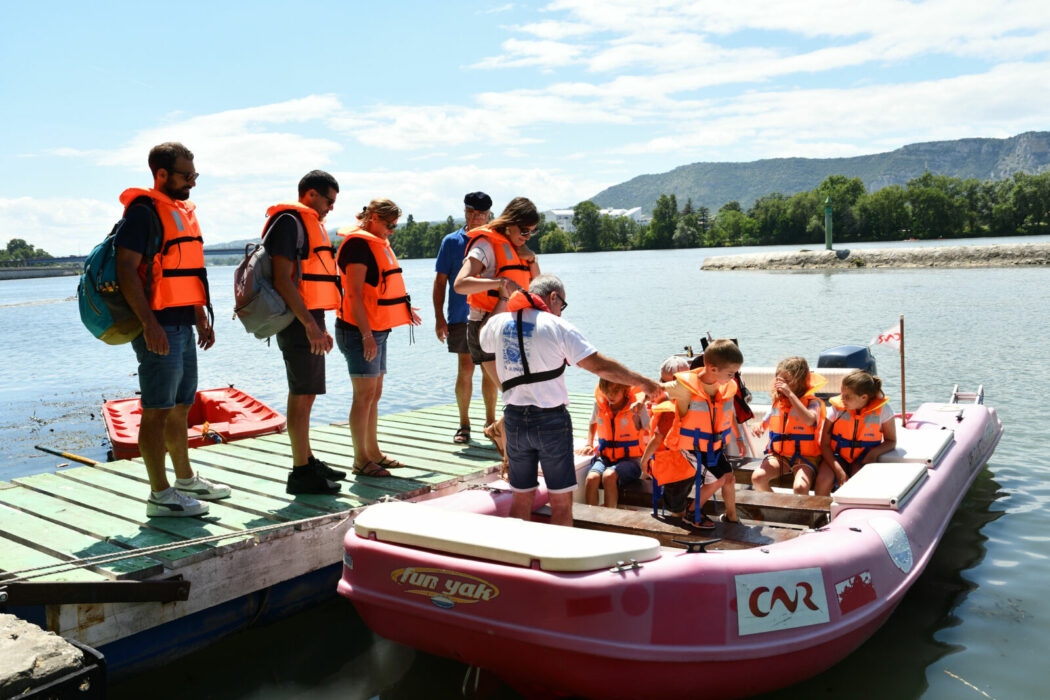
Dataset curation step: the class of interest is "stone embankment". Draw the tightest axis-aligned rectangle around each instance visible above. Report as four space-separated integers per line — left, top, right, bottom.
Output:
701 242 1050 270
0 614 90 696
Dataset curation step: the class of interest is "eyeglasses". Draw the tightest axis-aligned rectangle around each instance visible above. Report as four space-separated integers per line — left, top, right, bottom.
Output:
170 169 199 182
556 293 568 310
316 192 335 207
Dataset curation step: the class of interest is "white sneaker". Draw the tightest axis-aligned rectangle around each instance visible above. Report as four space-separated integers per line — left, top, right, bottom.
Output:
174 473 232 501
147 488 209 517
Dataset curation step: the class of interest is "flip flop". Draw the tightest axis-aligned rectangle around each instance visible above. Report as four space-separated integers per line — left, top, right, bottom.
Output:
352 461 391 478
720 513 740 524
453 426 471 444
683 513 716 530
376 456 407 470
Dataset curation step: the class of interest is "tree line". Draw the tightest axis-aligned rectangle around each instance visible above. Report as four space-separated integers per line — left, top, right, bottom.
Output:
0 238 52 263
384 169 1050 258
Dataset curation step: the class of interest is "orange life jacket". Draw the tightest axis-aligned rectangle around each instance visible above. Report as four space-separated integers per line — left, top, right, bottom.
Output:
120 187 209 311
464 228 532 312
263 202 340 311
828 394 890 463
666 369 738 468
647 401 696 484
593 386 647 462
764 373 826 462
336 227 413 332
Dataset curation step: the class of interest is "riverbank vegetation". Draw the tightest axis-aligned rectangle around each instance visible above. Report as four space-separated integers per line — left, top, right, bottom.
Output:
0 238 52 264
382 170 1050 259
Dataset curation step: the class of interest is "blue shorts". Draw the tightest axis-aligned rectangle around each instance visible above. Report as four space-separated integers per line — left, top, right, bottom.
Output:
588 457 642 486
504 404 577 493
336 324 390 378
131 325 198 410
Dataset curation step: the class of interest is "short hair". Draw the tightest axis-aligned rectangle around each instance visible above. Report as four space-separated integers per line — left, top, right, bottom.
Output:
299 170 339 198
841 370 883 401
597 378 630 399
704 338 743 368
489 196 539 233
529 273 564 299
660 355 691 380
148 142 193 177
774 356 810 399
357 198 402 225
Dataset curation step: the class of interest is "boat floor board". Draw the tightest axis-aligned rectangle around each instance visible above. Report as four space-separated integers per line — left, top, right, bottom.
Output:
619 486 830 529
534 503 802 551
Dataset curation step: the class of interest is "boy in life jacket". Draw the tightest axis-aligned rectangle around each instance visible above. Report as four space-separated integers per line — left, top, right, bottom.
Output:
815 370 897 496
751 356 826 495
578 379 649 509
658 340 743 529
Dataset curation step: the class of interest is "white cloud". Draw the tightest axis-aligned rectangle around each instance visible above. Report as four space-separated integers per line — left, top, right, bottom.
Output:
0 197 122 257
479 3 515 14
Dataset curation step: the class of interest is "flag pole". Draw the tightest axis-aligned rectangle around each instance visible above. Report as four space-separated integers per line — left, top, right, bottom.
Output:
899 314 906 423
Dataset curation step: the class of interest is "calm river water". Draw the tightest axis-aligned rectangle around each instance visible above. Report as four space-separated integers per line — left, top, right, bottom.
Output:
2 236 1048 698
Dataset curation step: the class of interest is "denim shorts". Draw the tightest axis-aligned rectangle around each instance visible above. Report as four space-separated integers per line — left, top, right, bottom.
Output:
131 324 198 409
504 404 577 493
336 324 390 378
588 457 642 486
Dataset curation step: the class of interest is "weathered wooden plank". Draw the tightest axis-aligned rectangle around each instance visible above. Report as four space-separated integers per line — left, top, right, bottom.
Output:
0 534 105 583
311 424 501 466
13 472 248 550
0 484 211 567
177 459 363 513
294 429 492 474
0 503 162 580
55 468 294 534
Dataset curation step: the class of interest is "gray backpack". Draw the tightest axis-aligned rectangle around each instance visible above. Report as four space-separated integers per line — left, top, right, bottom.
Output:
233 213 305 339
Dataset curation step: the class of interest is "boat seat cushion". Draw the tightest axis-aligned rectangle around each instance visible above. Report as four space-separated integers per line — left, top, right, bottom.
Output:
880 421 954 466
354 501 661 572
831 461 927 510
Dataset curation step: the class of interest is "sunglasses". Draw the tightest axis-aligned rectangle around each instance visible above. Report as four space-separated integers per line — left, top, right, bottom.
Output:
170 169 199 182
556 293 568 310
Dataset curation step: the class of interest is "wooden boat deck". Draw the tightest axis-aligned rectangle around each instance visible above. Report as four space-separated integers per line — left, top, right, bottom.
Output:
0 397 593 592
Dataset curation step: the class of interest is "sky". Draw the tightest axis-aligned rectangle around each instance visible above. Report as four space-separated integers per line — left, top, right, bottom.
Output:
1 0 1048 256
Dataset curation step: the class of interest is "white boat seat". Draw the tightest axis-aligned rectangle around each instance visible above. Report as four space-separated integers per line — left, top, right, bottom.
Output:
880 421 953 467
831 461 927 513
354 501 661 572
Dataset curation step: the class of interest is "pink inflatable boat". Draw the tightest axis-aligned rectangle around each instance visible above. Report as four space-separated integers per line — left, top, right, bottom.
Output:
338 383 1002 698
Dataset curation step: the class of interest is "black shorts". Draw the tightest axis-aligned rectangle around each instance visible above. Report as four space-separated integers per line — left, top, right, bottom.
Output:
467 319 495 365
447 322 469 354
694 450 732 479
276 314 326 395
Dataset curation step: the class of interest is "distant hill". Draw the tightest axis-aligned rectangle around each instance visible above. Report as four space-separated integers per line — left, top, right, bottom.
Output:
591 131 1050 214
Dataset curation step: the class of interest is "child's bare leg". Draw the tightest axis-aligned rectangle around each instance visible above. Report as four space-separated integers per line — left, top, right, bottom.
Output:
721 472 738 521
793 464 815 495
601 468 619 508
814 464 835 497
751 455 780 492
584 471 601 506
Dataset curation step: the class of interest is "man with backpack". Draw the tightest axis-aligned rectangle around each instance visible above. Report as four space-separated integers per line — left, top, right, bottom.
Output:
263 171 344 494
115 142 230 517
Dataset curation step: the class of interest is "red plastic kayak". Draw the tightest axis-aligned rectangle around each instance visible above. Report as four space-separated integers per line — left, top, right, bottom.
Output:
104 387 286 460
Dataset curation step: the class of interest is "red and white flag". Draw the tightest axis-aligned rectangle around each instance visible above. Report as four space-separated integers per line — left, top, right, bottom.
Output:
871 325 901 350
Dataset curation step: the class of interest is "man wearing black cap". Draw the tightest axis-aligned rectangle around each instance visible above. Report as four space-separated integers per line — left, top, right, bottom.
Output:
433 192 498 443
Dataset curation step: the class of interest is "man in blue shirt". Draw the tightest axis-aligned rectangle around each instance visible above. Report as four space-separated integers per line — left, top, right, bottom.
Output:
433 191 497 443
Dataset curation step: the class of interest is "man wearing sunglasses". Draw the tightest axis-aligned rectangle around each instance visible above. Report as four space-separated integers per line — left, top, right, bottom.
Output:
433 191 499 444
115 142 229 517
262 170 345 494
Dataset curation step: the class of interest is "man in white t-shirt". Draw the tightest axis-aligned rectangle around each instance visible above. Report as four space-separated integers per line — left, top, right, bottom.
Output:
480 274 660 527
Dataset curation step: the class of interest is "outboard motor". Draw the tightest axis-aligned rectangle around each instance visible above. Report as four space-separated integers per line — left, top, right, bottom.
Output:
817 344 877 375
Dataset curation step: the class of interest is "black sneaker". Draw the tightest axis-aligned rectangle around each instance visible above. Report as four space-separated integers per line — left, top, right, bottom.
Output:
309 455 346 481
287 464 340 495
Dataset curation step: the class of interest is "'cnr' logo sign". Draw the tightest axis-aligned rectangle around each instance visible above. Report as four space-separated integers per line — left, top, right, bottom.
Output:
735 568 830 636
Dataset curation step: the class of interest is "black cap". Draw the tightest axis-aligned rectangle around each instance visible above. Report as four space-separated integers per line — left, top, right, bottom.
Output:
464 191 492 211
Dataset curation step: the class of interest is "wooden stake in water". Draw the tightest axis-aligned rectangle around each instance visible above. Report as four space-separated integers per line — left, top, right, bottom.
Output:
899 315 906 422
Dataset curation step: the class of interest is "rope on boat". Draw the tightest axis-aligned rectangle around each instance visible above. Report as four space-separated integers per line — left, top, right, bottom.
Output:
0 509 357 583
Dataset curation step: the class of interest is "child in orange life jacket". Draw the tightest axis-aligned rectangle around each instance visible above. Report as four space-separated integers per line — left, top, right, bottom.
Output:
751 356 826 494
657 340 743 529
815 370 897 496
578 379 648 509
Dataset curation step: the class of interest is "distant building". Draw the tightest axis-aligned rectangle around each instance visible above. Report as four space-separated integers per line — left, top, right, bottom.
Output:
543 206 648 233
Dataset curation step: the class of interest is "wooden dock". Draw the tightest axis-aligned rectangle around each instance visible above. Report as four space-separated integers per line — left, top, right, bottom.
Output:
0 396 594 667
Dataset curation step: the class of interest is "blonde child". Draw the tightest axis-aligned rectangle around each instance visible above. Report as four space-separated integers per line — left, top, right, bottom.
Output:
751 356 825 494
658 340 742 529
815 370 897 496
579 379 648 509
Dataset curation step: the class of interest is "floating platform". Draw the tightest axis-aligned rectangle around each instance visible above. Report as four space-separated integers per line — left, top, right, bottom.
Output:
0 397 595 678
701 241 1050 270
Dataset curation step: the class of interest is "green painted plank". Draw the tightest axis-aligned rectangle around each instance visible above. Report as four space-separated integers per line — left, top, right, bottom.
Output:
304 427 498 471
95 460 331 522
56 468 292 533
193 443 395 503
13 472 248 549
0 534 105 583
0 484 210 566
0 503 161 580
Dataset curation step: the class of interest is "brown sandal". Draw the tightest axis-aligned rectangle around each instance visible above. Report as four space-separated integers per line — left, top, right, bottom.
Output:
352 461 391 478
376 456 407 470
